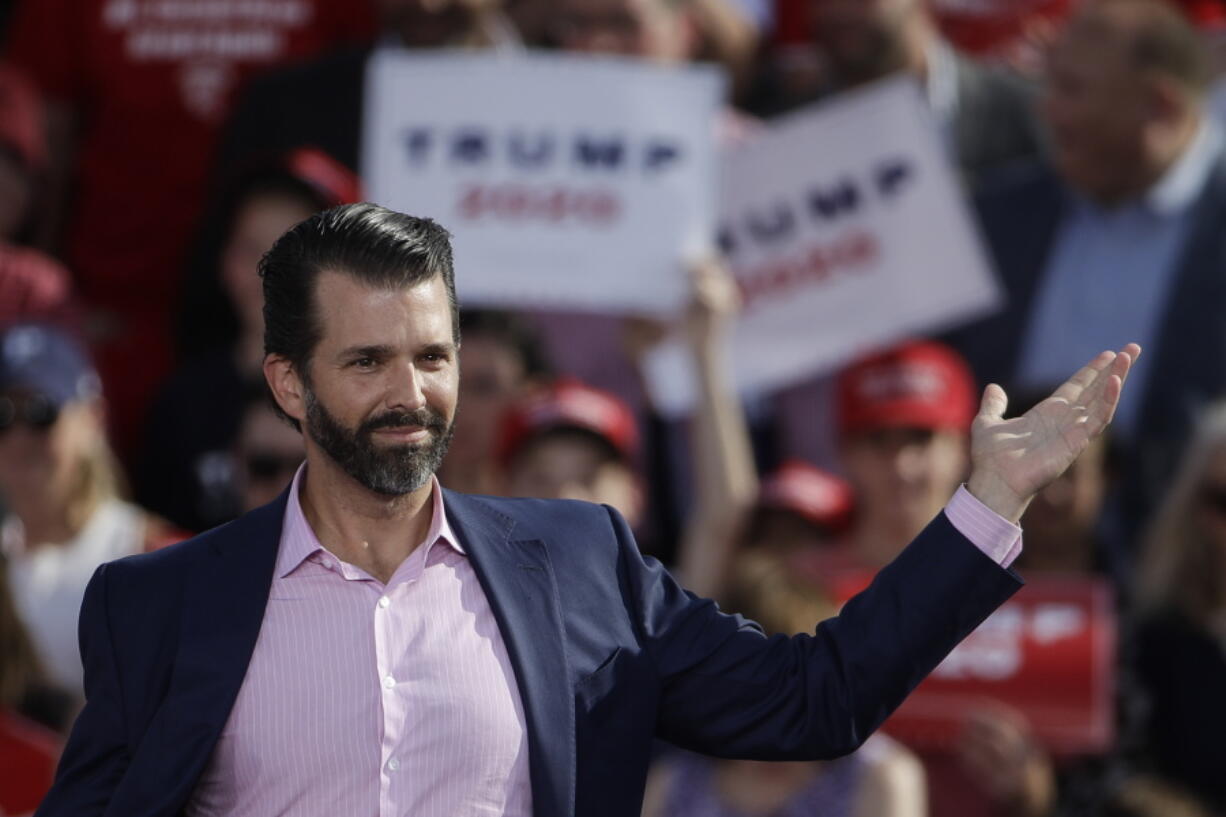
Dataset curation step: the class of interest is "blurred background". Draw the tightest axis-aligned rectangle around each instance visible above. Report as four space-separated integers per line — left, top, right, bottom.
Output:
3 0 1226 814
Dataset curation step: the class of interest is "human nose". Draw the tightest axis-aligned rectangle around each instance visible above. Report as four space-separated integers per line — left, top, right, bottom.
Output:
386 361 428 411
891 442 927 481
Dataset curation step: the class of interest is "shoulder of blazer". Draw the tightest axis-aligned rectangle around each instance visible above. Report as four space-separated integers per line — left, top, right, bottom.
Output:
96 492 289 597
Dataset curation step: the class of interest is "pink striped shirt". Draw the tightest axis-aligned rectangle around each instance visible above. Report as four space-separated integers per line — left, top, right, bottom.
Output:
186 466 532 817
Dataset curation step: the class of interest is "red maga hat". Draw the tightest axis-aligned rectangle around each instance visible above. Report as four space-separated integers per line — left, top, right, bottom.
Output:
758 459 854 533
837 340 977 436
496 378 638 466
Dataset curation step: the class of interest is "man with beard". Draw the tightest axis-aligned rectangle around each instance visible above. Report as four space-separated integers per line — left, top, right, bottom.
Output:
36 203 1138 817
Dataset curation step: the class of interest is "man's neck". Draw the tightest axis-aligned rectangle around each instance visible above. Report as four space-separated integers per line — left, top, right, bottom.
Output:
298 456 436 584
1092 114 1205 208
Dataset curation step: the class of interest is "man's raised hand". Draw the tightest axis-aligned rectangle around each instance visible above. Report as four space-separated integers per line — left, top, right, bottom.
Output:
966 344 1140 523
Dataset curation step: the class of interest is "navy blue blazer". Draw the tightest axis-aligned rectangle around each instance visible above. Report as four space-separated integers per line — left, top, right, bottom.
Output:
36 490 1020 817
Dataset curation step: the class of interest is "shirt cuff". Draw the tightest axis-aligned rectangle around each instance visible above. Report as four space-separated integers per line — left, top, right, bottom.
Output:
943 485 1023 568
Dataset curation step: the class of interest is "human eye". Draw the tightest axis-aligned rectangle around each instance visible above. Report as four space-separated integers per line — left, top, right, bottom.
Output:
419 347 454 367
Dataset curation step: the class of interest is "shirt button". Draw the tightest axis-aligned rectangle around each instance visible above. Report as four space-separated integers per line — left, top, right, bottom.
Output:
382 674 395 690
387 757 400 772
378 596 391 609
321 559 333 570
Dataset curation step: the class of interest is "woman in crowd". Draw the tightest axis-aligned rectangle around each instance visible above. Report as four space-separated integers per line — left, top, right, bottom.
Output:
137 148 359 532
0 323 178 699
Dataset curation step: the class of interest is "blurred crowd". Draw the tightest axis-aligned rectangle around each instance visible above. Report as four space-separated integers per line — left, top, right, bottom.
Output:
3 0 1226 814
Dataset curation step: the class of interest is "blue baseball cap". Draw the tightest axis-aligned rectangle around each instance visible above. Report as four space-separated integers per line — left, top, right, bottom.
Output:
0 323 100 406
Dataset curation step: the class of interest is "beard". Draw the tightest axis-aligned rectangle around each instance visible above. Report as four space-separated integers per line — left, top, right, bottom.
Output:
303 385 454 496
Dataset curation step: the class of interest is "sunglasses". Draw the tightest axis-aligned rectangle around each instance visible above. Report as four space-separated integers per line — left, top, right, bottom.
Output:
0 394 60 433
245 452 302 482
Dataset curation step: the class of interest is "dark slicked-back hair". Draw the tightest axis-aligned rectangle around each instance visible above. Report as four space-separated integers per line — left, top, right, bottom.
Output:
259 203 460 428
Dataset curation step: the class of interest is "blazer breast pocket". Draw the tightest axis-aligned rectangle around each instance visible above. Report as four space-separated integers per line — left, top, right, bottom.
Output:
575 646 625 719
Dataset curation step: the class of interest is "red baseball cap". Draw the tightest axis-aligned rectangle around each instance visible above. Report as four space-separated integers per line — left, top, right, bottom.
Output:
283 147 363 208
837 340 977 436
497 378 638 466
758 459 854 533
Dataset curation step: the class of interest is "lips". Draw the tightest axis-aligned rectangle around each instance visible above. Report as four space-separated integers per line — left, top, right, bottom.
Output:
362 408 447 440
372 426 431 443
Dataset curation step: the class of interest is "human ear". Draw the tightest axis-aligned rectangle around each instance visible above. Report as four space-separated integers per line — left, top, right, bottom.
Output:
263 354 307 426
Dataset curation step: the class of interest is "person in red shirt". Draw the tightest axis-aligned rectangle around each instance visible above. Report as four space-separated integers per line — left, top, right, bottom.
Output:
2 0 374 459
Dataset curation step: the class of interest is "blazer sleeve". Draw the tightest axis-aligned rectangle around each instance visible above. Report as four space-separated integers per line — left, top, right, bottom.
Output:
35 564 130 816
610 506 1023 760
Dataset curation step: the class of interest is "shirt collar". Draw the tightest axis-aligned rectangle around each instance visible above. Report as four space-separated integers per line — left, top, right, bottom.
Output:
277 463 461 579
1145 118 1222 217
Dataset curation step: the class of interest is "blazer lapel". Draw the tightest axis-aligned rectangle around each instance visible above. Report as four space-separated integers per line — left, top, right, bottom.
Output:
443 491 575 817
109 493 287 815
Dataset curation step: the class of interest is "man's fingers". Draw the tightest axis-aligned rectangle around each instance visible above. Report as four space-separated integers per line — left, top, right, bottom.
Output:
1086 373 1124 434
1074 345 1135 439
979 383 1008 422
1084 345 1137 421
1113 344 1139 390
1051 350 1116 404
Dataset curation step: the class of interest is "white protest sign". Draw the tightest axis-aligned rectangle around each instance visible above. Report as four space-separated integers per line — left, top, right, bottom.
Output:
362 50 723 314
644 78 1002 415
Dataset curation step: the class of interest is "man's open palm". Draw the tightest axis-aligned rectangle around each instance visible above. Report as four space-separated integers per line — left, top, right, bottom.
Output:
967 344 1139 523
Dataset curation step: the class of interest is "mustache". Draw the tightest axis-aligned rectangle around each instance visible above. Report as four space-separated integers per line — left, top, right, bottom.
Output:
360 407 449 436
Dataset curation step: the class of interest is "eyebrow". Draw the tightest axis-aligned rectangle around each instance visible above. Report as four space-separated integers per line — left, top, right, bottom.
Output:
336 342 457 361
337 344 395 361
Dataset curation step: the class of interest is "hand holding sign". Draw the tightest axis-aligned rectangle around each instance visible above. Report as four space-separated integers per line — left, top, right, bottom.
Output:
683 258 740 355
967 344 1140 523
